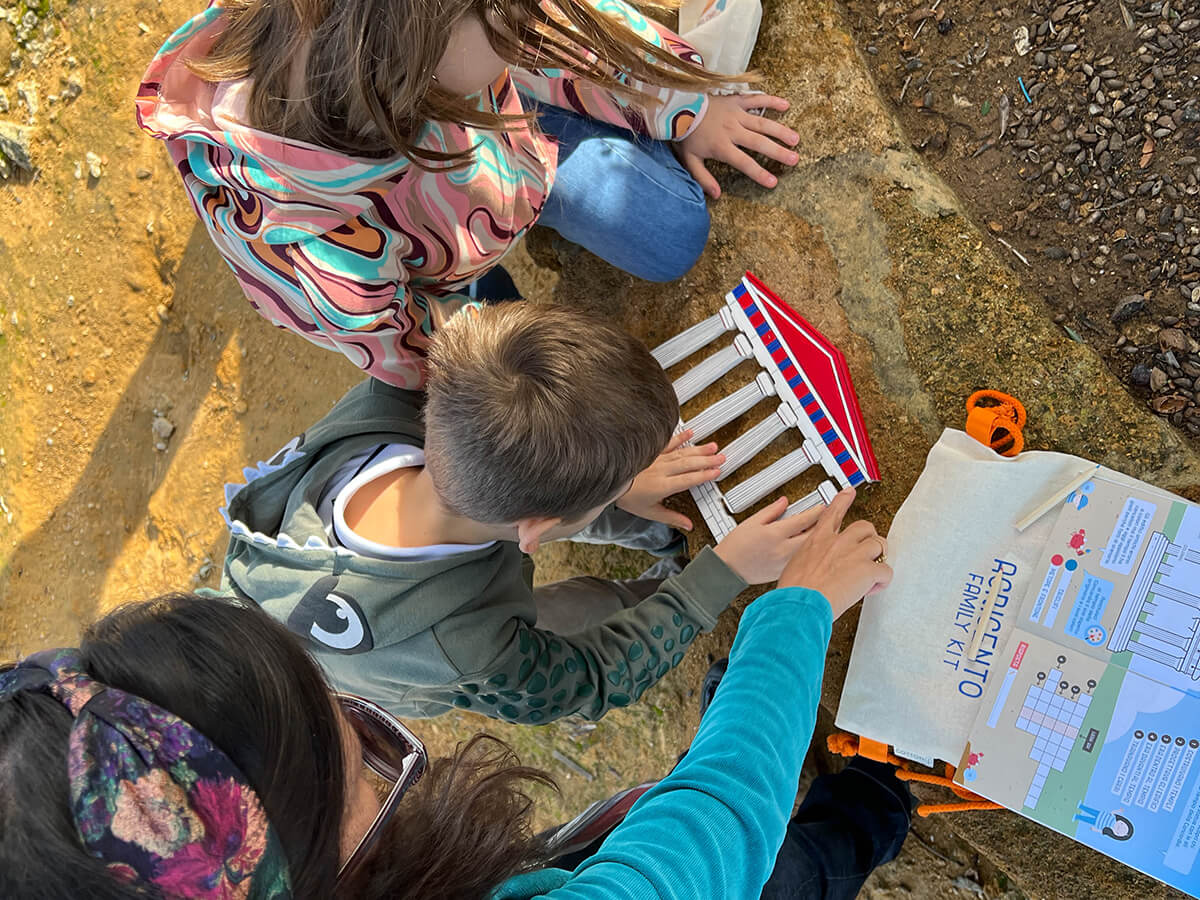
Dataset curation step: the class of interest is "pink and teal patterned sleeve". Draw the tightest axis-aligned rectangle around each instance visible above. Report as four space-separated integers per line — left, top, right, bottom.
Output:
509 0 711 141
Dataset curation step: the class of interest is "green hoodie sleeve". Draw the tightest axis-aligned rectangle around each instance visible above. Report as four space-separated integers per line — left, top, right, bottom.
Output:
442 547 746 723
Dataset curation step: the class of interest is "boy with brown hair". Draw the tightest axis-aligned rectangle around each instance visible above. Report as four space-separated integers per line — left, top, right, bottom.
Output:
218 303 818 722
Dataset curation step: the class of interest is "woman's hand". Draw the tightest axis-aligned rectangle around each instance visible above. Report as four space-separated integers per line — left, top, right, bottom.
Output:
676 94 800 199
616 430 724 530
776 488 892 619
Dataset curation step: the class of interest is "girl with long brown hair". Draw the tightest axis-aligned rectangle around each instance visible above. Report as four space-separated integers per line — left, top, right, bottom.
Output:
1 491 912 899
135 0 800 387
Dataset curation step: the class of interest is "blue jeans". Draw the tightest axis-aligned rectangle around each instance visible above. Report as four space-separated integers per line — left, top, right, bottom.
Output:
759 758 912 899
535 104 710 283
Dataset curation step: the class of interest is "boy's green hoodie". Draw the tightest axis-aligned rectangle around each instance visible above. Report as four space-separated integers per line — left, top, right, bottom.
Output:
219 379 747 723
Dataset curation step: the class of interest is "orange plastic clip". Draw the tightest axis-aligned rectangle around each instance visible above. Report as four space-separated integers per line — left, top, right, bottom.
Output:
827 733 1003 817
965 390 1026 457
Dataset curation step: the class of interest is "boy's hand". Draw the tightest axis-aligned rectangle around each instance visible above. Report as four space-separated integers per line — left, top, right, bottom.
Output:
676 93 800 199
713 495 826 585
616 430 723 531
777 488 893 619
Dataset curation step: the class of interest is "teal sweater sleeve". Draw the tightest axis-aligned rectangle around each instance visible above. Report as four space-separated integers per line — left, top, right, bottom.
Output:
490 586 834 900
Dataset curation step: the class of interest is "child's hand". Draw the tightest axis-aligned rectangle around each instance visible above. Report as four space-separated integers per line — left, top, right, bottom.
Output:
616 430 723 530
713 495 825 585
777 488 893 619
676 94 800 199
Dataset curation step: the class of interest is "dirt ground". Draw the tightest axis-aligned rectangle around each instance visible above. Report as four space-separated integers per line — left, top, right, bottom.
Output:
842 0 1200 430
0 1 1033 896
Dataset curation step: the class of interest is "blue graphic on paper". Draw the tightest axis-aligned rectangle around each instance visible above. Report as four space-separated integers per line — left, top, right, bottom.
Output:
1067 480 1096 511
1072 672 1200 892
1066 574 1114 642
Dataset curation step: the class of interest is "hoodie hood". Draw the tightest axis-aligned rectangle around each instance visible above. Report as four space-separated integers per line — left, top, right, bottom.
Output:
219 379 529 654
135 5 420 244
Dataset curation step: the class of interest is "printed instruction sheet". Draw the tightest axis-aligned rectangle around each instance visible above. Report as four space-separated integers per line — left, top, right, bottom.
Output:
958 476 1200 896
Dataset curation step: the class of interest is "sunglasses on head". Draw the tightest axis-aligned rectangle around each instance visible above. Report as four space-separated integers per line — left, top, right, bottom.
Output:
336 693 428 884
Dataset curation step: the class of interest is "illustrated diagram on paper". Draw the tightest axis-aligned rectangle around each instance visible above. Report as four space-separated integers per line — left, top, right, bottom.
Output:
963 636 1108 813
1012 660 1095 809
1012 477 1200 693
1107 533 1200 680
957 477 1200 897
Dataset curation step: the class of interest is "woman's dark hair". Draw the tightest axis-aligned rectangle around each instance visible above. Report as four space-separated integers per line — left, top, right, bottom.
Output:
0 593 346 898
0 594 552 899
340 734 556 899
0 689 145 899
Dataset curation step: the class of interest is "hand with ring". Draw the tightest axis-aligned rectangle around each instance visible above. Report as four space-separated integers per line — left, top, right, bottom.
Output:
775 488 893 620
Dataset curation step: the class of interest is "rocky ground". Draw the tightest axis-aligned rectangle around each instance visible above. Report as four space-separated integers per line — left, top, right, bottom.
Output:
843 0 1200 435
3 0 1197 897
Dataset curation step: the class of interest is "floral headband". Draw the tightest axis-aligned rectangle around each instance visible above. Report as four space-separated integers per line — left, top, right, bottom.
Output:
0 648 292 899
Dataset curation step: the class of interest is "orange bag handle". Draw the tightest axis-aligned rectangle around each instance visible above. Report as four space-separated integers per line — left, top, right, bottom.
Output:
827 733 1003 817
965 390 1026 457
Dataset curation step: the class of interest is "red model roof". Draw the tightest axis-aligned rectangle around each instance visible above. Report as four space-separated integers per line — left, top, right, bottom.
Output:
742 272 881 482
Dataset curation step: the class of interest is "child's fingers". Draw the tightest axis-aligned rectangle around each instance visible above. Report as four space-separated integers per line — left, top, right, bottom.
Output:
734 128 798 166
652 504 693 531
667 466 722 494
671 441 719 459
667 447 723 475
735 92 789 112
742 113 799 146
683 153 720 199
720 145 777 188
663 430 693 454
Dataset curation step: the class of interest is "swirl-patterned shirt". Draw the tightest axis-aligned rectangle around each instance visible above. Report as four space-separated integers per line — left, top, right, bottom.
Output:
136 2 708 387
